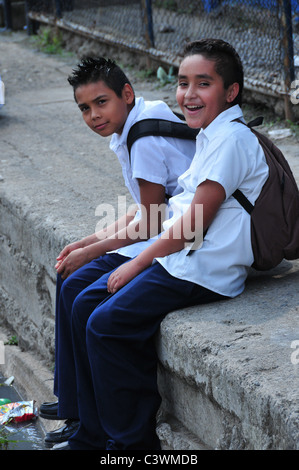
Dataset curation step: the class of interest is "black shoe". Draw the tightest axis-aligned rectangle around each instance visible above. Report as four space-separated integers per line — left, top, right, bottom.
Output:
39 401 60 420
44 419 80 448
51 441 72 450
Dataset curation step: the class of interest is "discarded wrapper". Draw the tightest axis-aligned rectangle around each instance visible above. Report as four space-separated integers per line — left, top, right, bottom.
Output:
0 400 38 425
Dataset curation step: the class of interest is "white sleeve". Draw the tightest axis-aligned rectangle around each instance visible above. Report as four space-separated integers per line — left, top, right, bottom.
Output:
195 133 256 199
130 135 168 186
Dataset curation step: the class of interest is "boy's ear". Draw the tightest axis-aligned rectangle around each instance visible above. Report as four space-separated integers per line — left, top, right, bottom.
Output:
122 83 135 105
226 82 239 104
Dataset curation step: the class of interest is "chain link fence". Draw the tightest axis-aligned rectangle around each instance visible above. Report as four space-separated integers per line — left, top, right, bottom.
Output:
24 0 298 118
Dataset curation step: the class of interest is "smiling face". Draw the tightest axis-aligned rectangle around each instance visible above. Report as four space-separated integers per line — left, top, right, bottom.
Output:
75 80 135 137
176 54 239 129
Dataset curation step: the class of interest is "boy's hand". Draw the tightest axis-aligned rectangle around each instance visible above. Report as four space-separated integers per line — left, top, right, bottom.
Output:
107 258 144 294
55 241 83 268
56 248 89 279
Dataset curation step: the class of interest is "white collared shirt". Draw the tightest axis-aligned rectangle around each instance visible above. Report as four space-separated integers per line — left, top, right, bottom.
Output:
109 97 196 203
156 105 269 298
110 97 196 258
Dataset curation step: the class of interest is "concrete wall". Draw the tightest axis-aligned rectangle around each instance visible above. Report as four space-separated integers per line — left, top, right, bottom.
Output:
1 183 299 449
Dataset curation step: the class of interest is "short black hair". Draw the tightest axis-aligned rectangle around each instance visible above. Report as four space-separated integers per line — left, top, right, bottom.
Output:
67 56 134 99
183 39 244 106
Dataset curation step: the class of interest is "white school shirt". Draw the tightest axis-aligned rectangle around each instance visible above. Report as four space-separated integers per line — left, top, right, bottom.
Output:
109 97 195 258
156 105 269 298
109 97 195 204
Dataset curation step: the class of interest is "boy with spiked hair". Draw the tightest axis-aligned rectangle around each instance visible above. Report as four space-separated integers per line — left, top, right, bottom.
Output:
40 56 196 447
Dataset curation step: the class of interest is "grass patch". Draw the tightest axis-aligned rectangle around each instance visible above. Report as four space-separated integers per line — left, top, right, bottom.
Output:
31 26 64 55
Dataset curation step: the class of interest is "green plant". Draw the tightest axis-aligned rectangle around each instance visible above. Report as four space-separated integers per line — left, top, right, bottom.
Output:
0 426 18 450
286 119 299 139
5 336 18 346
157 66 176 85
33 26 63 55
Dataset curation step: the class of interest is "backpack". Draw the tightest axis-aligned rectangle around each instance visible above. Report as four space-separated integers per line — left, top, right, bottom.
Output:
127 115 299 271
233 117 299 271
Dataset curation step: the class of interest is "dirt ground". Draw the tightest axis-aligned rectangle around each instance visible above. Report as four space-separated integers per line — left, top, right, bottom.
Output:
0 29 298 174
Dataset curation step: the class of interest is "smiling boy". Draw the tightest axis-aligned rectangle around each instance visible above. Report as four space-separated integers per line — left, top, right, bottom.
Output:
53 40 269 450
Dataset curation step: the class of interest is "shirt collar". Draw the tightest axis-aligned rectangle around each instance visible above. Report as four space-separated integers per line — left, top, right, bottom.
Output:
198 105 244 143
110 97 145 150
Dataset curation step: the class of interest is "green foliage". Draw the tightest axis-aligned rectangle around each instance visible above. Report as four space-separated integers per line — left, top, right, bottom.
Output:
32 27 63 55
0 426 18 450
5 335 18 346
157 66 176 85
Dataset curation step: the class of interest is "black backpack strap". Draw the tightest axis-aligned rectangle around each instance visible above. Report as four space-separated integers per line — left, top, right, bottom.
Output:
232 189 254 214
247 116 264 128
127 118 199 158
231 116 264 214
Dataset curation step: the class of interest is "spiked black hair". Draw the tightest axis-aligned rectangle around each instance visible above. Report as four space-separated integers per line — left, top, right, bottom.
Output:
68 56 134 99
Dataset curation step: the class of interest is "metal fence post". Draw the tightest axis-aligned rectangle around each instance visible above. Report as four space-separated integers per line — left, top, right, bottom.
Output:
279 0 295 121
55 0 62 18
140 0 155 49
2 0 13 30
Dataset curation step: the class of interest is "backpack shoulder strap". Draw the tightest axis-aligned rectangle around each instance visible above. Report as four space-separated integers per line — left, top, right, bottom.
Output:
231 116 264 214
127 118 199 158
232 189 254 214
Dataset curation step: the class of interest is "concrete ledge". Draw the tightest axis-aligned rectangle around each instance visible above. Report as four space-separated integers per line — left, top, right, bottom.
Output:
156 261 299 449
1 262 298 449
1 183 298 450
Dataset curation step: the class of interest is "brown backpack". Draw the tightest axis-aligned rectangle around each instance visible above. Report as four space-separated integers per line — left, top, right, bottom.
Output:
233 117 299 271
127 115 299 271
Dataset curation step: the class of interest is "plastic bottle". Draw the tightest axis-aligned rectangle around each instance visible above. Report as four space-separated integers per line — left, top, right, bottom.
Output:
0 398 11 405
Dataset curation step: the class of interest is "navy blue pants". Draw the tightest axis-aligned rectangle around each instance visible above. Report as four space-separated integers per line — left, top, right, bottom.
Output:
54 253 131 419
54 254 226 450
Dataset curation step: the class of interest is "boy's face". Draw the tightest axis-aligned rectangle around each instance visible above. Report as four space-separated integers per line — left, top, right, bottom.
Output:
176 54 239 129
75 80 134 137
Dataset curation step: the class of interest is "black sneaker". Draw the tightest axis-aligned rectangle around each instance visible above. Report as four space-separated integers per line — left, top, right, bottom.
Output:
44 419 80 448
51 441 72 450
39 401 60 420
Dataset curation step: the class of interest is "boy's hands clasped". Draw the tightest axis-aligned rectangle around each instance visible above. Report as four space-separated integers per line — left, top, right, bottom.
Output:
56 247 90 280
55 241 91 279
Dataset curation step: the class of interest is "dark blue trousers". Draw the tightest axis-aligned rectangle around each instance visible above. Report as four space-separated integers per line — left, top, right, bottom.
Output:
63 259 226 450
54 253 130 419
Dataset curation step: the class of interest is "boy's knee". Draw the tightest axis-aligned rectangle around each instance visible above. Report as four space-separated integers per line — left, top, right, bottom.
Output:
71 290 92 326
86 302 119 340
87 305 107 336
60 272 79 296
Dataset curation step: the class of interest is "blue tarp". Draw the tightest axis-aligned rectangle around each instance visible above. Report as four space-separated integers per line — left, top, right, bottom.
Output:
202 0 299 16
